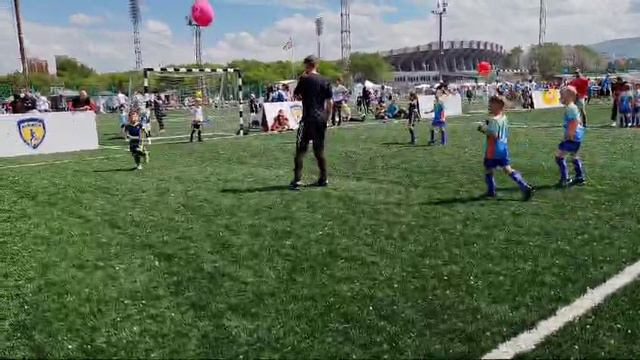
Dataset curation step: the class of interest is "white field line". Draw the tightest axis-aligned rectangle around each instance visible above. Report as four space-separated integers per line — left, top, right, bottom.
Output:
0 114 506 169
482 260 640 359
0 155 124 170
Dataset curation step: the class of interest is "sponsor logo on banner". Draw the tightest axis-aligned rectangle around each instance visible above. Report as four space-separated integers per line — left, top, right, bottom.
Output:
290 104 303 123
542 89 560 106
17 118 46 149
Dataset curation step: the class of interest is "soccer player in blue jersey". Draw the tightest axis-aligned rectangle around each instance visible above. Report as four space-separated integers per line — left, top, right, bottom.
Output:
478 96 534 201
407 92 420 145
619 84 634 128
124 109 149 170
555 86 586 187
428 91 447 146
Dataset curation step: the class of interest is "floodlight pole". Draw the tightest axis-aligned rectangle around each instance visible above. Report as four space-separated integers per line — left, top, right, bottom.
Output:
315 16 324 59
13 0 28 87
432 0 448 82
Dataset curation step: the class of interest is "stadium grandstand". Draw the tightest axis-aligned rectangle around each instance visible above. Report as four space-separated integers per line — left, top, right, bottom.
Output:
379 40 521 87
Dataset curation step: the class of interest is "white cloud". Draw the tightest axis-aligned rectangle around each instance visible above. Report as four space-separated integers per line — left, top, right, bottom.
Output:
0 0 637 74
68 13 104 26
145 20 172 37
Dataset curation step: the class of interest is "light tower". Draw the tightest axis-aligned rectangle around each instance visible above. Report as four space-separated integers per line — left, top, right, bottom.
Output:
129 0 143 70
187 16 203 65
431 0 449 82
315 16 324 59
340 0 352 71
538 0 547 45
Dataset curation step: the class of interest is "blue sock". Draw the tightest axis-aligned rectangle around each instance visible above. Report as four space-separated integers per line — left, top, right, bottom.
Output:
441 130 447 145
572 158 584 180
430 129 435 143
409 128 416 144
556 156 568 181
485 174 496 195
509 171 530 192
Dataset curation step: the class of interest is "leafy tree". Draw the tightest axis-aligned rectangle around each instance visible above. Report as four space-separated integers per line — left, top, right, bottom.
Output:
504 46 524 69
349 53 393 83
530 43 564 79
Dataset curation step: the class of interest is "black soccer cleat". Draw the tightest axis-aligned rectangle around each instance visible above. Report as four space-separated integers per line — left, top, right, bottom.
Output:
556 179 570 189
570 177 586 187
522 185 535 202
310 179 329 188
289 180 303 191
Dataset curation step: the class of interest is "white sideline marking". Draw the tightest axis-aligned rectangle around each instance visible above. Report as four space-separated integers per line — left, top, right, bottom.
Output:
0 155 123 169
0 114 482 169
482 260 640 359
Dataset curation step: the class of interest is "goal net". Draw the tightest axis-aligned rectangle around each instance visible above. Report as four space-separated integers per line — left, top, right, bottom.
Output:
143 67 245 139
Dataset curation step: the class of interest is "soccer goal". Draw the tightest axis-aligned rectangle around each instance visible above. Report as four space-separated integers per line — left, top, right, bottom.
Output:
143 67 245 137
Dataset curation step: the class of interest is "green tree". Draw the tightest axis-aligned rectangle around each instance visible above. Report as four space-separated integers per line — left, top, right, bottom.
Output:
504 46 524 69
530 43 564 79
349 53 393 83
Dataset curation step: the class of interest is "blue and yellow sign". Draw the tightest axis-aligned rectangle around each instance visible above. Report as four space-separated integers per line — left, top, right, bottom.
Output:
17 118 46 149
290 104 303 122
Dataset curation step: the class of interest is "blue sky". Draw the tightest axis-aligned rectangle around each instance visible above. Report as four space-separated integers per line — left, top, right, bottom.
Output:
0 0 637 73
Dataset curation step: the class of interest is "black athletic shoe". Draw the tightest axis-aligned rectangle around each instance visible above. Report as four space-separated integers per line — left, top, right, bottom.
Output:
484 192 497 199
556 179 570 189
522 185 535 202
289 180 303 191
570 177 586 187
310 179 329 188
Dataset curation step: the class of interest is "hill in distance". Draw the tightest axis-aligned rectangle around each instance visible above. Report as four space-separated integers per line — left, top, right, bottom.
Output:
590 37 640 59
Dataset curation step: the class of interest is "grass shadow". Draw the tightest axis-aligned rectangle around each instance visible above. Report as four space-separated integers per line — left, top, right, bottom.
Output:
221 185 291 194
93 167 138 173
427 184 558 205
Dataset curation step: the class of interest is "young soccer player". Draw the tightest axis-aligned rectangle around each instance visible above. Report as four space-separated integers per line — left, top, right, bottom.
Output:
428 91 447 146
407 92 420 145
142 100 153 140
633 83 640 127
190 98 204 142
555 86 586 187
118 104 128 139
619 84 634 128
124 109 149 170
478 96 534 201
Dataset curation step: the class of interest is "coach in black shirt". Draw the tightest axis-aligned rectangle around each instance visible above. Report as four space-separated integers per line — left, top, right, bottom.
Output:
289 55 333 190
71 90 93 111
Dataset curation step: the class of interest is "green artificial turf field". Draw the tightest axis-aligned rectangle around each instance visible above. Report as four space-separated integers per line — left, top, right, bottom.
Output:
2 104 640 358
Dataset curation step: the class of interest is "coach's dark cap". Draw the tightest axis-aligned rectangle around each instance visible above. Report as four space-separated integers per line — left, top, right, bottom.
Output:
303 55 319 65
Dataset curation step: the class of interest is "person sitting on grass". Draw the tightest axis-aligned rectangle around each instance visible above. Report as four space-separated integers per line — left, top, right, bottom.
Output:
270 110 291 133
374 102 387 120
384 99 400 119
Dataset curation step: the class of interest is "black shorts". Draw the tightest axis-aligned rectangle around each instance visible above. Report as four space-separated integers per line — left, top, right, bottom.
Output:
192 122 201 130
296 121 327 153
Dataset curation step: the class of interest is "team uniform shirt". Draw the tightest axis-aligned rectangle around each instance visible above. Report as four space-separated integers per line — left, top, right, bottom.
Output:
634 90 640 112
124 123 144 152
559 104 584 153
563 104 584 142
119 111 128 127
619 91 634 114
484 114 510 164
192 106 204 124
432 100 446 127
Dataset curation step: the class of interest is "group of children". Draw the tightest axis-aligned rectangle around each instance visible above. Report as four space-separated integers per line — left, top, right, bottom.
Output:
120 96 206 170
617 83 640 128
406 86 587 201
406 91 448 146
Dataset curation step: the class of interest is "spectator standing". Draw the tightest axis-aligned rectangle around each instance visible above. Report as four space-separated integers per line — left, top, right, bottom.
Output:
332 78 348 126
289 55 333 190
570 69 590 127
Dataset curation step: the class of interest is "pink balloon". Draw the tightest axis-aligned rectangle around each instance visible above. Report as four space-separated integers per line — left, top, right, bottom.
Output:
191 0 215 27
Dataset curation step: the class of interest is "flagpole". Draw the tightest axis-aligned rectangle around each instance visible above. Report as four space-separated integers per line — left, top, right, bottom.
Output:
290 36 295 79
